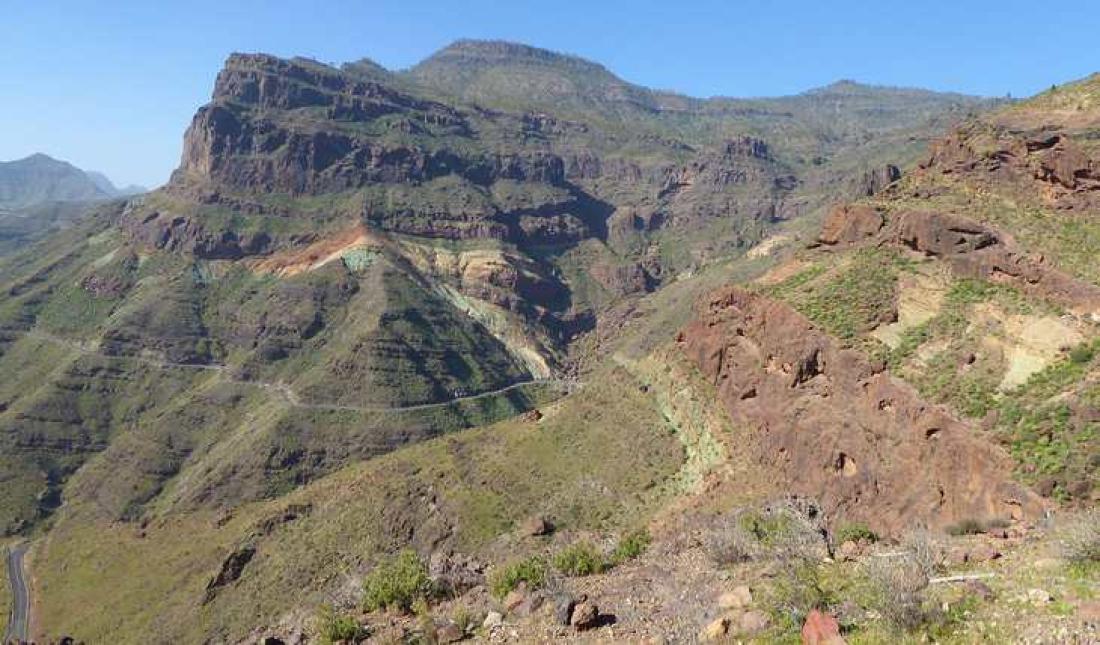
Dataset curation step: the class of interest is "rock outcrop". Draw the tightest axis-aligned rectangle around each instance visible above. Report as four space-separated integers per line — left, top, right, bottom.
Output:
920 124 1100 211
817 204 1100 315
677 287 1044 535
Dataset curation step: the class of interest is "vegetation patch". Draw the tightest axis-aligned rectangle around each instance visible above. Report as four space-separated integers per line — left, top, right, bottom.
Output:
362 549 433 613
833 521 878 545
764 249 906 344
488 556 547 599
552 541 606 577
316 605 367 644
611 528 652 564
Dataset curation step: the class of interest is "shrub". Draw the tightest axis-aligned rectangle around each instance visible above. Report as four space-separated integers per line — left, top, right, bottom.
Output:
739 509 794 544
1057 510 1100 564
864 555 932 632
612 528 651 564
488 556 547 599
945 518 986 536
1069 344 1095 365
552 542 606 577
451 607 478 635
362 549 433 613
767 556 835 631
834 521 878 545
316 606 367 644
901 530 943 577
704 518 757 565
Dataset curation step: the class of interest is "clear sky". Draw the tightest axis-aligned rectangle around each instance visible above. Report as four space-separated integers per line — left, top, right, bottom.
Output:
3 1 1097 189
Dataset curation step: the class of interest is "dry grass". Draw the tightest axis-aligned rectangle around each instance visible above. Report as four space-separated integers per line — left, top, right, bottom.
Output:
1056 510 1100 565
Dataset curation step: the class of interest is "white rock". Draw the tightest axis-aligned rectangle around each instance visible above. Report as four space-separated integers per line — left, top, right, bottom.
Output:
483 610 504 629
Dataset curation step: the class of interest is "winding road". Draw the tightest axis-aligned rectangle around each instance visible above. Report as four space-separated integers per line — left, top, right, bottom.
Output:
18 329 575 414
0 334 577 641
3 543 28 644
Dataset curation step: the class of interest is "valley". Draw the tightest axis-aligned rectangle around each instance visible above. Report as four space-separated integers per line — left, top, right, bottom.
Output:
0 40 1096 644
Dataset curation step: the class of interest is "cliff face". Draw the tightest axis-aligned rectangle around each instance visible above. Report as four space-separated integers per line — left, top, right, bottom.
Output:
154 49 983 263
677 287 1043 534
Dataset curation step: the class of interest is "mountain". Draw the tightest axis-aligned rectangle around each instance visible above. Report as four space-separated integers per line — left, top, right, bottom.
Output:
0 153 110 208
1 43 1096 643
84 170 146 198
0 153 144 209
0 155 145 255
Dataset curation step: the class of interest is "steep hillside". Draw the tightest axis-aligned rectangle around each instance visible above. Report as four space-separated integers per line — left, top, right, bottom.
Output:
756 79 1100 504
0 44 995 539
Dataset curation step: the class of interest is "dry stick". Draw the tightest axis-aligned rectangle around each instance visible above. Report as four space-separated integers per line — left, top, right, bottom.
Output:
929 573 996 584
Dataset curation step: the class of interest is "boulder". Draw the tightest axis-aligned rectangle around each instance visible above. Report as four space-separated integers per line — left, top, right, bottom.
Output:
676 286 1045 536
570 602 599 631
503 586 527 612
818 204 885 246
482 611 504 629
519 515 554 537
1027 588 1052 605
801 609 846 645
553 593 577 626
717 585 753 609
737 610 771 635
699 617 730 641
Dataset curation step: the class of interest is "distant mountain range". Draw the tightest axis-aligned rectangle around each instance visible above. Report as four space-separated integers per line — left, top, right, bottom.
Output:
0 153 144 210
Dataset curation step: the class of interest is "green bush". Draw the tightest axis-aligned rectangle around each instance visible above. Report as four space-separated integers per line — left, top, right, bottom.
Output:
362 549 433 613
739 510 790 543
612 528 652 564
317 606 367 644
552 542 606 577
488 556 548 599
834 522 878 545
767 557 836 631
1069 344 1095 365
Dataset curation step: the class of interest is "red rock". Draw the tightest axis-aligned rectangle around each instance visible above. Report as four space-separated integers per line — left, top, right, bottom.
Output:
818 204 884 245
676 287 1045 535
801 609 846 645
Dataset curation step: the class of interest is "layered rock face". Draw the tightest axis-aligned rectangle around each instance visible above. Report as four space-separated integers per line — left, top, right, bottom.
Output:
151 50 978 262
677 287 1044 534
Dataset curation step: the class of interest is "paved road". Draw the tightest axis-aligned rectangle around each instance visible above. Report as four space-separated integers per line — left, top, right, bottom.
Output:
3 543 28 644
20 329 575 414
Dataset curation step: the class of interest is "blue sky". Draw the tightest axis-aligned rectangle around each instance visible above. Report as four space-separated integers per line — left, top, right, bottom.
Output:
3 1 1097 189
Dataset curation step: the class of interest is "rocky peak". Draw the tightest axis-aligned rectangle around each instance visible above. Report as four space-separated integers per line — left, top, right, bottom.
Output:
417 39 611 75
212 52 406 109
